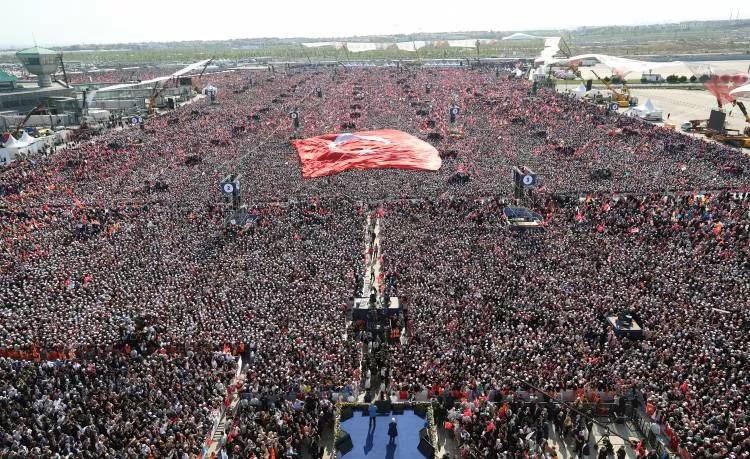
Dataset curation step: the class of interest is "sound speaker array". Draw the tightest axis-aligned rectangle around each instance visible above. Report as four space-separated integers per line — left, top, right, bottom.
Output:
335 430 353 454
417 427 435 457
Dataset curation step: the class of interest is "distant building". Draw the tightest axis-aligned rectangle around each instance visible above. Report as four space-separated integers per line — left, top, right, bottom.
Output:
0 47 74 114
16 46 62 88
0 70 18 90
642 73 664 83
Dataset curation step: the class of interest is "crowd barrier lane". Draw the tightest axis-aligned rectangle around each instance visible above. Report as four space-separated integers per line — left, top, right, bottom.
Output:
631 405 686 459
234 356 243 381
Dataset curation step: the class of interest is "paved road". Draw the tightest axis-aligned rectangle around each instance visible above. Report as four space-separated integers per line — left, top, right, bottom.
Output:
628 88 748 132
557 83 750 154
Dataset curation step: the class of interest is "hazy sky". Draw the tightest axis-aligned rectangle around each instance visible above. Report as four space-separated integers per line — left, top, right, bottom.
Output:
1 0 746 48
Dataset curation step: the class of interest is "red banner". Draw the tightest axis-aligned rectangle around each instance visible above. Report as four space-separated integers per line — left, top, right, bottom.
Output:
704 73 749 105
292 129 442 178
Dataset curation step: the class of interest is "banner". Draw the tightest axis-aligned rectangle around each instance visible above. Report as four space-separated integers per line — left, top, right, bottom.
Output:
293 129 442 178
705 73 749 105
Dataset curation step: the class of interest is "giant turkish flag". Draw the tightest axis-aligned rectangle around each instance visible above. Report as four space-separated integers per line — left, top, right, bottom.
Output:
704 73 749 105
292 129 442 178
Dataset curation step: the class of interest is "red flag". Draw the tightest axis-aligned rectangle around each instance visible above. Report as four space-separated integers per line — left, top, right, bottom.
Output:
292 129 442 178
704 73 749 105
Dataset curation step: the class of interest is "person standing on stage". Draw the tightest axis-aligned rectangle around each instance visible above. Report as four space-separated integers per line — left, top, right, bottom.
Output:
388 417 398 444
368 402 377 430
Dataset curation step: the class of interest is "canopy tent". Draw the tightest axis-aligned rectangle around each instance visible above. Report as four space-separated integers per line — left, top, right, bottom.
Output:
1 130 69 166
0 134 28 163
629 98 663 121
18 131 33 145
730 82 750 97
2 134 19 149
18 131 45 154
571 83 587 99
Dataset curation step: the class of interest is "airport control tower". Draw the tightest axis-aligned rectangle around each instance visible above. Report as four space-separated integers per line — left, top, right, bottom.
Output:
15 46 61 88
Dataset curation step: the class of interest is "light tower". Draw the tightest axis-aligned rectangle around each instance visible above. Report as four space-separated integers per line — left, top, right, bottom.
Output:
16 46 61 88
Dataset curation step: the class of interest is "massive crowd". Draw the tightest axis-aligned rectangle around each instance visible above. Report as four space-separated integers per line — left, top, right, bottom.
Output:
379 191 749 457
1 65 748 457
0 350 236 457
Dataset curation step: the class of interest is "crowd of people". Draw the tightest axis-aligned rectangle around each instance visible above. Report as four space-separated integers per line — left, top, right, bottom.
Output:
224 395 332 458
0 350 236 457
1 64 749 457
378 191 749 457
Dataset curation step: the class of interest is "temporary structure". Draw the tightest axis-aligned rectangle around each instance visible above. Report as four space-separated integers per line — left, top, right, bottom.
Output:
572 83 587 99
730 82 750 97
628 99 663 121
18 131 44 154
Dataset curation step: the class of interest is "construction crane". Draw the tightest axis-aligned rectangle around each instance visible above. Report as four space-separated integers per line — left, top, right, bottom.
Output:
12 101 47 137
590 69 636 108
192 58 214 94
559 35 573 59
58 55 69 87
120 70 136 83
147 80 168 116
197 58 213 79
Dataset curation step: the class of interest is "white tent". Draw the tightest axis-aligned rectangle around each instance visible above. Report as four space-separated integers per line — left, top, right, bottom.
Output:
19 131 45 154
572 83 587 99
2 134 19 149
730 82 750 97
18 131 34 145
0 135 20 164
629 98 663 121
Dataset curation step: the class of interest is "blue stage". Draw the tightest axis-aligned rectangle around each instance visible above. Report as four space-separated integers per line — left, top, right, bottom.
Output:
337 409 430 458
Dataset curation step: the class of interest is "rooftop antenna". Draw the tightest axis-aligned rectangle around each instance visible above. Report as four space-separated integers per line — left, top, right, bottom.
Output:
32 32 37 47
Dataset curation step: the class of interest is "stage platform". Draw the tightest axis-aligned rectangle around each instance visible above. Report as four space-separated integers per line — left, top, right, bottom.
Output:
337 409 430 458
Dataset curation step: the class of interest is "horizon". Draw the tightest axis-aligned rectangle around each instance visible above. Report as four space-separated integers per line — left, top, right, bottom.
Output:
0 0 746 49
